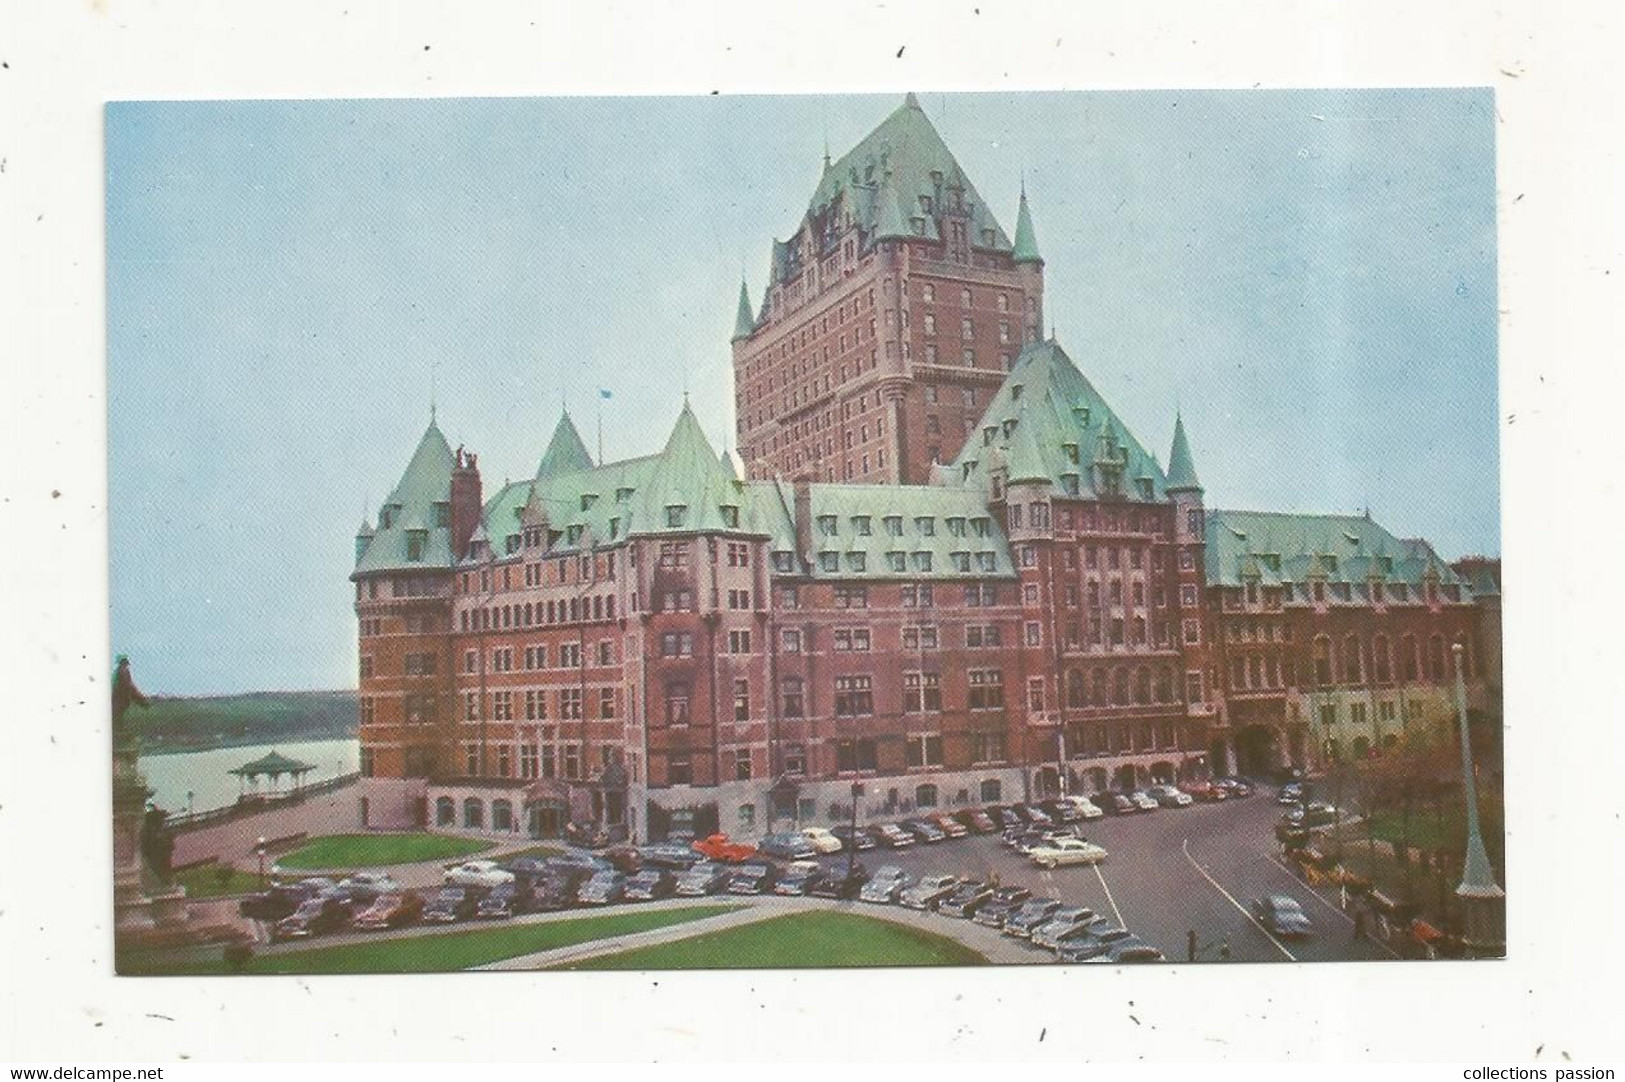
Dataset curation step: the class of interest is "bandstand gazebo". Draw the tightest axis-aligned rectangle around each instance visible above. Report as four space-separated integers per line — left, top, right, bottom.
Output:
229 750 315 802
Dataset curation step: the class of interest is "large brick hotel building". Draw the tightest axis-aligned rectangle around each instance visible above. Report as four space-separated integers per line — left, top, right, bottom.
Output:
351 96 1499 841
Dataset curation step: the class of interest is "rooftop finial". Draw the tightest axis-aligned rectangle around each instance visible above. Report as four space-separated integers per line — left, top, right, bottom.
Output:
904 91 921 111
429 360 438 423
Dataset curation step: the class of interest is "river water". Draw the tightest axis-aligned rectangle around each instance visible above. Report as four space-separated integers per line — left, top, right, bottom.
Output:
138 738 360 815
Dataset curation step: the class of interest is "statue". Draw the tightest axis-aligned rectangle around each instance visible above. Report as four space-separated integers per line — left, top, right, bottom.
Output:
112 654 149 749
111 654 186 935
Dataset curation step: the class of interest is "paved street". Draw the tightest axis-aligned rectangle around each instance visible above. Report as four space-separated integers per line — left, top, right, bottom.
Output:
832 787 1396 964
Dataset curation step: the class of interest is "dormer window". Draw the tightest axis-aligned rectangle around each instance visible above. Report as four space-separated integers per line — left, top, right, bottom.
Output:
887 551 907 572
951 552 971 572
1377 556 1394 574
982 228 996 246
609 517 621 540
1002 419 1017 438
846 552 867 572
971 517 991 538
506 533 522 554
976 551 997 572
665 505 687 528
819 551 839 573
817 514 839 536
406 529 427 562
1260 553 1282 572
433 502 451 528
883 516 903 538
1324 554 1339 573
771 551 795 573
947 517 967 537
566 525 584 547
616 487 634 503
1063 442 1080 465
915 516 936 537
1137 478 1154 500
911 551 933 572
852 515 872 536
380 504 401 530
1073 406 1090 426
581 494 598 512
720 505 740 529
983 427 997 446
1062 474 1080 496
920 195 934 214
1011 384 1024 401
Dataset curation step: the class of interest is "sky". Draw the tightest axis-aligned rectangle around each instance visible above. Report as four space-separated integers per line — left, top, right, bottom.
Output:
106 90 1499 696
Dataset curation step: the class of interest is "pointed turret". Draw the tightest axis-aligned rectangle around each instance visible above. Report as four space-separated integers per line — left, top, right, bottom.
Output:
354 515 375 563
731 280 756 342
353 417 456 575
536 410 594 478
719 447 740 481
629 402 737 536
1165 413 1203 493
1012 188 1043 265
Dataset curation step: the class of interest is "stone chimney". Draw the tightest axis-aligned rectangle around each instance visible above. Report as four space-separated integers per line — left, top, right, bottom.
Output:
449 448 483 560
792 475 814 566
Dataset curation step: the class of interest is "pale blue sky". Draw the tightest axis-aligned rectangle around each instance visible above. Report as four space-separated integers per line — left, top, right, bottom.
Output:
107 90 1498 695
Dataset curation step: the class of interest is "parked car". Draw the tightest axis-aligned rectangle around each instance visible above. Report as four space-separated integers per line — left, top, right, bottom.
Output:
901 818 946 844
1186 780 1226 803
353 891 424 930
1028 837 1110 868
1037 916 1119 955
674 861 731 897
1127 790 1161 812
971 887 1034 930
545 850 613 877
808 866 869 900
1281 802 1339 828
1029 906 1100 950
1217 776 1255 799
423 886 479 924
1003 898 1063 938
640 842 704 871
1252 895 1313 937
899 873 959 911
938 881 996 919
726 863 777 895
600 844 643 873
953 808 998 834
991 806 1024 829
1093 942 1166 964
477 882 526 919
1058 927 1140 962
576 870 627 906
1038 799 1080 823
239 882 318 922
691 833 758 863
337 871 402 902
563 821 611 849
929 813 969 839
501 857 554 885
773 862 823 896
1069 796 1106 820
874 823 917 849
274 894 351 940
859 866 911 904
444 860 516 889
757 832 819 862
1148 784 1193 808
1092 792 1137 816
526 874 582 913
624 869 677 902
1009 828 1068 856
832 825 879 851
1011 803 1054 826
1277 783 1305 806
800 827 845 854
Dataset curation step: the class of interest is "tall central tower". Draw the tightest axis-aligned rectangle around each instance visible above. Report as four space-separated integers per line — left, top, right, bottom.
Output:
731 93 1045 486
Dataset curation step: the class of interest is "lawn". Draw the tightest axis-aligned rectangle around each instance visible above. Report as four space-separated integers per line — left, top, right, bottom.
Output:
118 905 737 976
274 832 493 869
557 910 988 970
172 862 265 898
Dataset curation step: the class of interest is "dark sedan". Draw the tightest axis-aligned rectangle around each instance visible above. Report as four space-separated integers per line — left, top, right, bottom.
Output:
674 861 731 897
1040 799 1083 823
273 894 351 940
576 871 627 906
970 886 1035 930
477 883 526 920
1057 927 1140 962
902 819 947 844
501 856 553 886
773 863 822 896
624 869 677 902
423 886 479 924
953 808 998 834
1040 917 1123 956
808 866 869 900
874 823 917 849
526 874 582 913
239 882 319 922
758 832 819 861
727 863 778 895
1092 792 1137 816
640 842 705 871
832 825 878 851
1002 898 1062 938
937 881 995 919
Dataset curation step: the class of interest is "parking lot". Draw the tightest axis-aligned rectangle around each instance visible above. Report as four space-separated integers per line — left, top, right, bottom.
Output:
823 788 1395 964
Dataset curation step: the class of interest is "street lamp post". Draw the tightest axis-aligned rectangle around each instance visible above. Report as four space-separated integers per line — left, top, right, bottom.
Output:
255 836 268 889
186 790 194 818
846 781 863 879
1451 643 1504 956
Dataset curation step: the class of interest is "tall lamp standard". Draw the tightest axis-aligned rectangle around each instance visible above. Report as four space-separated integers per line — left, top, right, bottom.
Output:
255 836 268 890
846 781 864 880
1451 643 1504 956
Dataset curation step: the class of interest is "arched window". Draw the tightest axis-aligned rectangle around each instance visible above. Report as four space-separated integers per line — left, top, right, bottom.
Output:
1372 634 1392 684
463 797 484 829
1156 666 1174 702
523 603 533 625
1428 635 1446 681
1066 670 1086 709
915 784 938 809
1113 669 1129 705
1134 668 1151 704
435 796 455 827
1091 670 1107 705
1313 636 1333 687
1400 634 1419 681
1353 735 1370 759
1342 634 1363 684
492 799 513 832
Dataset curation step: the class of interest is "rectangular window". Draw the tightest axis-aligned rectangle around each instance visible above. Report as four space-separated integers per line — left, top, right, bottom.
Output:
903 671 942 712
734 749 753 782
834 585 869 609
558 688 582 720
901 625 939 650
599 687 615 719
835 739 878 772
833 627 872 652
968 669 1005 710
667 754 692 785
665 684 691 725
1027 676 1045 711
728 629 753 654
971 731 1007 763
905 734 944 768
834 675 875 716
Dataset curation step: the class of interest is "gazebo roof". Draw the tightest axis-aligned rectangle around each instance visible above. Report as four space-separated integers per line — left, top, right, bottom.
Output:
229 750 316 778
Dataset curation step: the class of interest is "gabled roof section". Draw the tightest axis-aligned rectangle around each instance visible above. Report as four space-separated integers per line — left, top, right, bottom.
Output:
626 402 746 537
946 338 1169 503
1204 509 1467 591
1011 190 1042 265
731 280 756 342
535 411 594 479
1165 413 1202 493
354 418 456 574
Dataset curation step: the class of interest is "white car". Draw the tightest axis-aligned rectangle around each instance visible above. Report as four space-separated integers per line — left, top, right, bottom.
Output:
338 870 402 896
800 826 844 854
1062 796 1105 821
1027 837 1109 868
1149 784 1193 808
1128 790 1161 812
443 860 515 889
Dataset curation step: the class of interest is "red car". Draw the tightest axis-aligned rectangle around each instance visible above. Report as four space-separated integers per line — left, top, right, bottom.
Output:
691 833 758 863
1185 780 1227 802
353 891 424 931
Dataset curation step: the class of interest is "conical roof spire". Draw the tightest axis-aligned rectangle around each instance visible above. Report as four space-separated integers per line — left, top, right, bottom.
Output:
731 279 756 342
903 91 922 111
873 168 913 241
1165 412 1202 493
1012 188 1043 265
536 410 595 478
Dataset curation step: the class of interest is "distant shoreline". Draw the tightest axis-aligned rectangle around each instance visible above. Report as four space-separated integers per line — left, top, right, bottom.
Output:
133 689 359 757
139 731 357 758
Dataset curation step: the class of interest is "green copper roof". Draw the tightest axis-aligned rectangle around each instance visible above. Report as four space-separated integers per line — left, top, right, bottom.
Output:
355 418 457 574
536 411 594 478
1165 413 1201 492
731 280 756 342
772 95 1011 285
948 338 1169 503
1011 191 1042 265
1205 509 1466 590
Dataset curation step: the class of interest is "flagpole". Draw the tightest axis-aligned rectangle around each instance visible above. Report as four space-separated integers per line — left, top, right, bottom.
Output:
597 396 605 464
